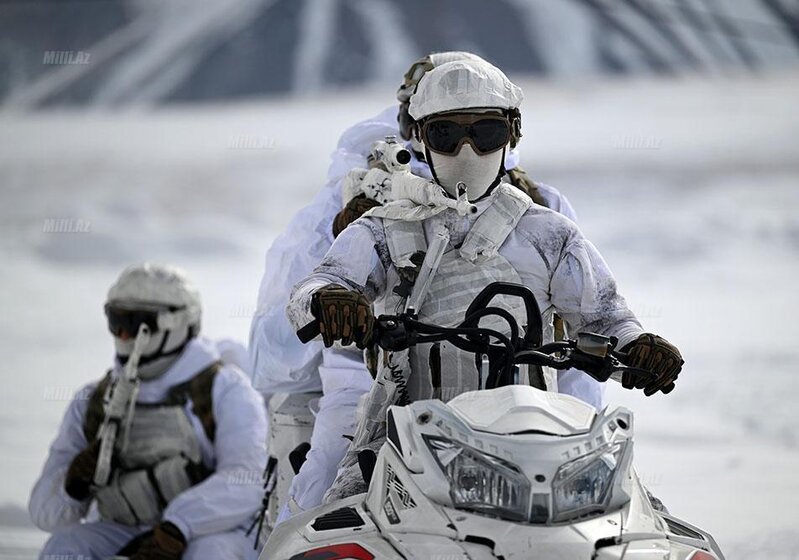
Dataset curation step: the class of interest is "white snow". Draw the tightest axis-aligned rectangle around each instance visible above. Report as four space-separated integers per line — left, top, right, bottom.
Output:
1 71 797 558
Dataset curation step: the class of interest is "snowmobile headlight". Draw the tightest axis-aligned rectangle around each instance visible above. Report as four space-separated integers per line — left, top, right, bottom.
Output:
551 441 627 522
425 436 531 521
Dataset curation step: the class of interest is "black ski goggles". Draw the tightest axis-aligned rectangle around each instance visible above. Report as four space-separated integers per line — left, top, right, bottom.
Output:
104 302 175 337
420 113 511 156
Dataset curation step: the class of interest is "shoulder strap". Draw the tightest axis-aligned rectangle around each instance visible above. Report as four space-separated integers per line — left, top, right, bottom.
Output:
167 361 222 443
83 370 114 442
506 166 549 208
459 183 532 264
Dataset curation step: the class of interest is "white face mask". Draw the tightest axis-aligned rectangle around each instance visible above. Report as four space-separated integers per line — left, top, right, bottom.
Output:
114 324 191 380
428 144 504 201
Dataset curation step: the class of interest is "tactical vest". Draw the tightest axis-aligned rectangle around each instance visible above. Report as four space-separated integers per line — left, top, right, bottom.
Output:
376 183 558 402
83 361 220 526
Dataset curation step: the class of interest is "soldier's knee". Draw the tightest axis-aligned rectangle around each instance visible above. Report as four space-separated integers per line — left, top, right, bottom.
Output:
183 531 252 560
40 527 89 560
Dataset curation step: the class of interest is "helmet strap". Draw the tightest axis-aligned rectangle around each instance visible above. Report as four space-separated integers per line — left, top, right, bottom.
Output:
117 327 196 367
138 329 184 365
482 147 507 200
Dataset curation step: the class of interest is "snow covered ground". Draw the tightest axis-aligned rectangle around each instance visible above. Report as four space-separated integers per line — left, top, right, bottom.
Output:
1 70 797 558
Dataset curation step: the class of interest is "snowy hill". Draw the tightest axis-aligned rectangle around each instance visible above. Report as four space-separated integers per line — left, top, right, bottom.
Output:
2 0 799 107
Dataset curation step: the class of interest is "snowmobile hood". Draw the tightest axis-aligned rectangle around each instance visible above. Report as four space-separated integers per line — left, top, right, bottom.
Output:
446 385 596 436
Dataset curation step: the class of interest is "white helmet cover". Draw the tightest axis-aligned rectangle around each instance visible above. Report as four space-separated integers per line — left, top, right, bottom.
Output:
396 51 487 104
397 51 491 145
428 51 485 68
408 59 524 121
107 263 201 320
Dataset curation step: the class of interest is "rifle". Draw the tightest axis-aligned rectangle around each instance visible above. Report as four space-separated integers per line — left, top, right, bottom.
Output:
93 323 151 487
367 135 412 174
344 136 477 218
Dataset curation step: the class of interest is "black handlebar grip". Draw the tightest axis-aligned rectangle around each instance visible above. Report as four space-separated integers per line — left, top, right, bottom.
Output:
297 321 321 343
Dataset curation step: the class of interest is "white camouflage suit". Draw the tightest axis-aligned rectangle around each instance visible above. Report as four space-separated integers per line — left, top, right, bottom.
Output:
249 105 605 520
287 185 646 500
29 337 267 560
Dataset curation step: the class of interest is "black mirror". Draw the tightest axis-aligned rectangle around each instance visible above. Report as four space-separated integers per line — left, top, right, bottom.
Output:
576 332 612 358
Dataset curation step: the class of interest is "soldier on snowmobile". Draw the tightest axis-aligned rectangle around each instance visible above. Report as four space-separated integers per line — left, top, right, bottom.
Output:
249 51 597 524
30 263 267 560
286 57 684 503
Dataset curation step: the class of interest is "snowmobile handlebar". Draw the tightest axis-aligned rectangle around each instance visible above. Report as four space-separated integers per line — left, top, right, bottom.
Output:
297 282 655 387
298 281 542 346
374 282 656 387
374 313 653 386
375 281 540 355
297 320 322 344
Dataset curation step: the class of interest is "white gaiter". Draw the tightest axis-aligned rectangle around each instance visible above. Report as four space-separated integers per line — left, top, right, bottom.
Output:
428 144 504 201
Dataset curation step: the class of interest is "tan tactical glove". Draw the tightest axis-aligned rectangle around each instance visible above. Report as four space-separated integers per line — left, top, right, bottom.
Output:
332 195 382 237
311 284 374 349
64 439 101 501
621 333 684 396
126 522 187 560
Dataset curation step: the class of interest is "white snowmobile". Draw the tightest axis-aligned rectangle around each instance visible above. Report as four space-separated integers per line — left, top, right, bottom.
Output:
261 283 725 559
